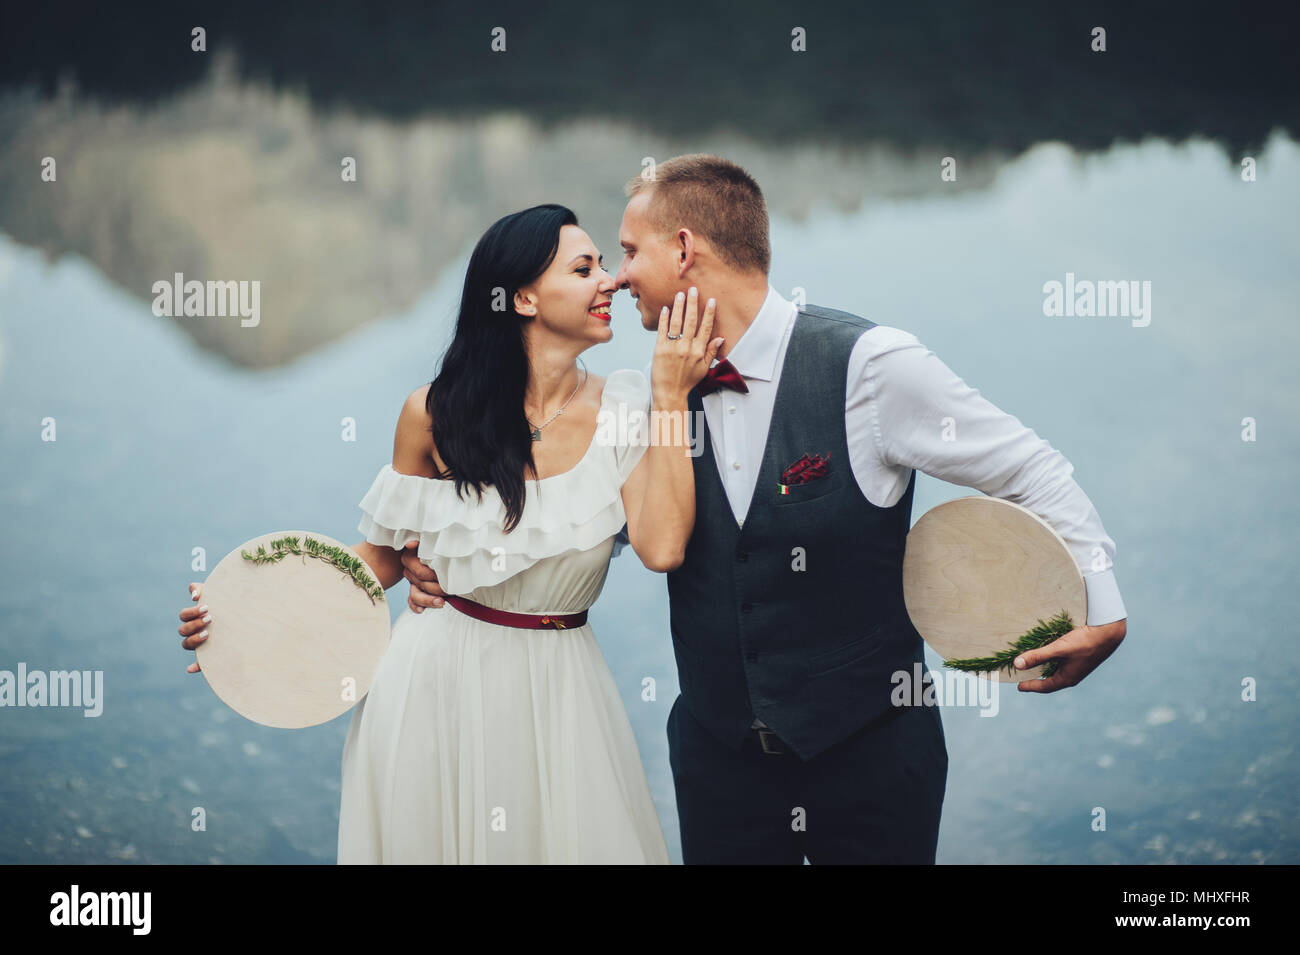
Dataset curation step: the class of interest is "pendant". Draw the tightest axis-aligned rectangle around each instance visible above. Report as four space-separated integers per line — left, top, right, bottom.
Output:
530 428 542 442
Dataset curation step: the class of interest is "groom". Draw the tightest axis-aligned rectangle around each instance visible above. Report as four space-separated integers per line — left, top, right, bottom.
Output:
404 154 1128 864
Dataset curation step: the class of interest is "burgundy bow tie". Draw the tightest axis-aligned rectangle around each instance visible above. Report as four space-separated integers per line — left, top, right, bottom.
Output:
697 358 749 396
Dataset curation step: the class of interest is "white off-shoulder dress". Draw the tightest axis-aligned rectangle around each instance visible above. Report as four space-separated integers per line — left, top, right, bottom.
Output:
337 369 669 864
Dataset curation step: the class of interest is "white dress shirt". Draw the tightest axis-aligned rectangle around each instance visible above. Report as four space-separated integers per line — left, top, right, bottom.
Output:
626 285 1127 629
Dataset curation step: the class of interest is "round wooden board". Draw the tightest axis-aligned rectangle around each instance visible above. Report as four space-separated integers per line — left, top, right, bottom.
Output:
195 530 391 728
902 496 1086 683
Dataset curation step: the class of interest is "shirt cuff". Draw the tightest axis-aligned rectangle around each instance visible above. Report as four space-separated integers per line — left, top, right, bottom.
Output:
1083 569 1127 627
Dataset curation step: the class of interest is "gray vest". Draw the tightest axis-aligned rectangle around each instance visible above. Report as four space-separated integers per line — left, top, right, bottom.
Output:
666 304 924 760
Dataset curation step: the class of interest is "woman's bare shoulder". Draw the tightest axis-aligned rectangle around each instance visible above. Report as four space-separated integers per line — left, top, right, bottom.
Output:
395 384 443 477
403 384 433 424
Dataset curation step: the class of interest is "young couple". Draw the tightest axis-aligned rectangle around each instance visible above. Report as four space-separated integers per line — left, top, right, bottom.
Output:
180 154 1129 864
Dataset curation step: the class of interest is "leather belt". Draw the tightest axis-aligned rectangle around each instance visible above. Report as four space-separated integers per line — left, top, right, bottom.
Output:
442 593 588 630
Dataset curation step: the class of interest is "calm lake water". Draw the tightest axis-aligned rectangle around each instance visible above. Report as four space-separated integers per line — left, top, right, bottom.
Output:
1 123 1297 863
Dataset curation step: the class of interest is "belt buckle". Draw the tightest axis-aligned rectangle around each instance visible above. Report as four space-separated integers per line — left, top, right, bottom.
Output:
757 728 786 755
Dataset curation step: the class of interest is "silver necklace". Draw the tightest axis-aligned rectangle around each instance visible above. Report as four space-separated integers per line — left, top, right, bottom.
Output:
527 358 587 442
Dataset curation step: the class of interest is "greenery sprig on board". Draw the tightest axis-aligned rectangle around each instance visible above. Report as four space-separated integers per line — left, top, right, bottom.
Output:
942 609 1074 679
241 535 384 605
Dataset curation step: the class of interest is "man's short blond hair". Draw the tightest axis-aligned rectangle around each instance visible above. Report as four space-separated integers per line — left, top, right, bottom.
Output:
625 154 770 275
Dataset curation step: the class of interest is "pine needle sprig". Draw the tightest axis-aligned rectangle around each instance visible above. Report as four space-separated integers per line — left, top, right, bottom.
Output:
241 534 384 605
942 609 1075 679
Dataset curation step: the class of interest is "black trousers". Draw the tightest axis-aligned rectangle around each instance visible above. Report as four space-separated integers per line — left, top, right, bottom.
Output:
667 694 948 864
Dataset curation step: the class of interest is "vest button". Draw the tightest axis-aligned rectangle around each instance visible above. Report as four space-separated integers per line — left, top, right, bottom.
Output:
736 549 748 562
741 602 753 613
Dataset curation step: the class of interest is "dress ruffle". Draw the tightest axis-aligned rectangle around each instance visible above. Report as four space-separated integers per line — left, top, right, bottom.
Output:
357 368 652 596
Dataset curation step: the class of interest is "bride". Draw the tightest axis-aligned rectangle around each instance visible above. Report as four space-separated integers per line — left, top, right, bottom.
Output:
177 203 721 863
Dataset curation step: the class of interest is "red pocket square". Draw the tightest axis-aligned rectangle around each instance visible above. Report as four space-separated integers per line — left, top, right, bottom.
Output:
781 451 831 486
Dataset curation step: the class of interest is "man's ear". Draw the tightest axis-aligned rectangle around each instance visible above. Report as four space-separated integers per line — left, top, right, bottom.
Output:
676 229 697 277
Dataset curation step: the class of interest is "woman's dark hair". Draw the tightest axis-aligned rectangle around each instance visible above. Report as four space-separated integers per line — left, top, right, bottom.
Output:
427 203 578 533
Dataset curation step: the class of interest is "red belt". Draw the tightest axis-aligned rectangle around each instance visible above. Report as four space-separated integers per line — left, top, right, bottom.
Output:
442 593 588 630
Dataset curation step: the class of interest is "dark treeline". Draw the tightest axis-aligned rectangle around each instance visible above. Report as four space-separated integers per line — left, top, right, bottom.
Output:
2 0 1295 157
